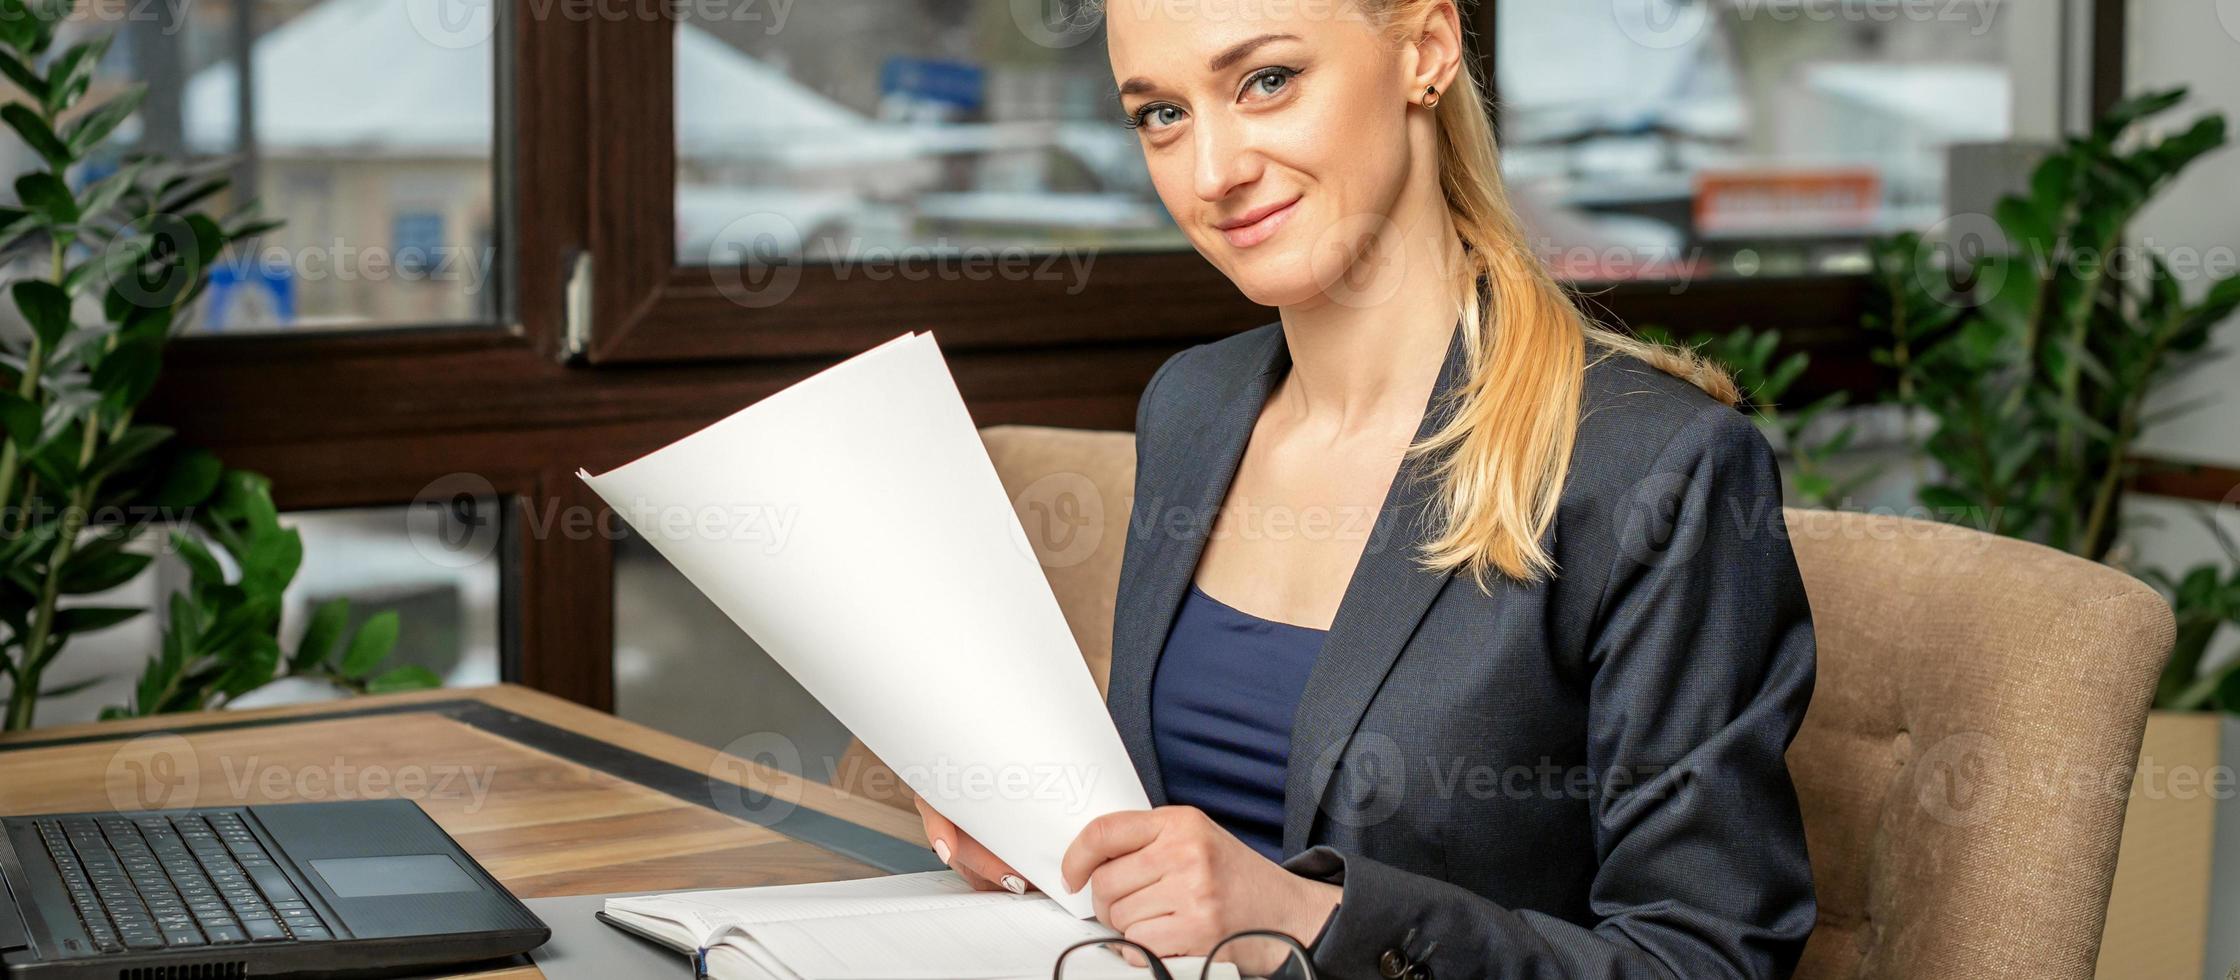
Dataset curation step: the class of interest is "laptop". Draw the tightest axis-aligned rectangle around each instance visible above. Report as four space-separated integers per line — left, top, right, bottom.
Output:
0 798 549 978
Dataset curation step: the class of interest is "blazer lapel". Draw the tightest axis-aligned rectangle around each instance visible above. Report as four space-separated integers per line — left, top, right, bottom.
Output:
1280 324 1469 855
1108 326 1289 806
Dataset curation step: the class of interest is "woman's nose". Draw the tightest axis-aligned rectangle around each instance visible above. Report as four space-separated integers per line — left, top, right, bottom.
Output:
1191 113 1264 204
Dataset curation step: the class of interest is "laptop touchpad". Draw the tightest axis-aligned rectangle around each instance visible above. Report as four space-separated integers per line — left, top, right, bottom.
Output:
310 855 481 899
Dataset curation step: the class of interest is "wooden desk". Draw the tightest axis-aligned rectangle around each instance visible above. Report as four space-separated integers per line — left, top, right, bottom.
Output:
0 684 936 977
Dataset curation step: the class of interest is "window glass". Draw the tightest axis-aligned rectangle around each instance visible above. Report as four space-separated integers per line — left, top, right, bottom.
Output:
1498 0 2053 280
40 0 503 331
673 0 1189 268
613 527 850 776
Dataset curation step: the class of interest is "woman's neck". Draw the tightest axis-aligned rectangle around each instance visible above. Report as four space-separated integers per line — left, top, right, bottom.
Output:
1271 190 1468 441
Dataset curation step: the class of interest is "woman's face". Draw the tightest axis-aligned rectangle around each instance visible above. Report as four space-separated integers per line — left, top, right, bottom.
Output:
1106 1 1423 308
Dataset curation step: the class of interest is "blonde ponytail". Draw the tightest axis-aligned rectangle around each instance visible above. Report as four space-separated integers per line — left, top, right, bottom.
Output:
1393 1 1738 589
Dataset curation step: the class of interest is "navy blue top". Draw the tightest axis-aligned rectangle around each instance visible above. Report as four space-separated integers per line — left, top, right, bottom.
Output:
1148 582 1329 861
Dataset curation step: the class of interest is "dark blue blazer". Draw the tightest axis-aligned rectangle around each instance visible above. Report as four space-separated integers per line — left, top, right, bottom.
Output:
1109 322 1818 979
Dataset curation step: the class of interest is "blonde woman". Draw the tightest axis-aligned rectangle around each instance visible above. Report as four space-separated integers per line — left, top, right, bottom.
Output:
919 1 1817 975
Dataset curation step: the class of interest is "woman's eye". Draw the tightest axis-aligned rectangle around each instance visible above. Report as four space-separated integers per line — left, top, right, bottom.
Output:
1132 104 1184 131
1243 67 1297 100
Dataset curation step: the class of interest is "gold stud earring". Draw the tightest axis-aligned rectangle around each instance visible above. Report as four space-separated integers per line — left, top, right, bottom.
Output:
1422 84 1441 109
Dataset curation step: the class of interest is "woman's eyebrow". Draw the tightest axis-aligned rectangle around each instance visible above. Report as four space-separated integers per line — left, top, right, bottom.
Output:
1116 32 1303 97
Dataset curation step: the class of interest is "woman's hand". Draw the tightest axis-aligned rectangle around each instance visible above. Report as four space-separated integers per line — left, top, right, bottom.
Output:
1061 806 1341 969
914 796 1028 894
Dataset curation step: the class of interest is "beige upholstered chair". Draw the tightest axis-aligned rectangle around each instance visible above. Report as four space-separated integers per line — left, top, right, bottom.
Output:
834 424 2175 980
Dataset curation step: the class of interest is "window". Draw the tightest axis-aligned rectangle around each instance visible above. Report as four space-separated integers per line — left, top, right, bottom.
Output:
82 0 501 331
1496 0 2068 280
673 0 1188 268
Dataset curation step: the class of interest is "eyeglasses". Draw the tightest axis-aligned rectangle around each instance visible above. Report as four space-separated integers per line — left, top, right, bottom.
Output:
1052 930 1318 980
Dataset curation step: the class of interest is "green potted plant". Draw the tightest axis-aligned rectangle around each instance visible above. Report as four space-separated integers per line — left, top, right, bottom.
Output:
0 0 434 731
1862 87 2239 977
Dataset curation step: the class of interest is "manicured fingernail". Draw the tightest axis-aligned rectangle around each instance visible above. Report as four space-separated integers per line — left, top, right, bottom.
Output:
1000 874 1026 894
933 839 952 864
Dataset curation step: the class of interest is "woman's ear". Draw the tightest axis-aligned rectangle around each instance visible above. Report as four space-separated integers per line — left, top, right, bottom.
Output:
1400 0 1465 104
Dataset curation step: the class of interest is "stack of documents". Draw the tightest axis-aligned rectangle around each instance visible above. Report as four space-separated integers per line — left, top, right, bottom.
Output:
577 333 1153 917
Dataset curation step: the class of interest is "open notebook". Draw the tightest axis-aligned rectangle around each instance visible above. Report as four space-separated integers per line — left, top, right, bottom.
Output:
598 871 1236 980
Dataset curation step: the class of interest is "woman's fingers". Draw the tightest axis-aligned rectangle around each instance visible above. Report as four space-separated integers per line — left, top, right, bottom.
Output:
944 824 1029 893
1062 810 1165 892
914 798 1026 893
1086 848 1164 924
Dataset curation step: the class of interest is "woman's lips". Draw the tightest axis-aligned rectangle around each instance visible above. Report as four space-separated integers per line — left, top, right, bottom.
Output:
1218 197 1301 249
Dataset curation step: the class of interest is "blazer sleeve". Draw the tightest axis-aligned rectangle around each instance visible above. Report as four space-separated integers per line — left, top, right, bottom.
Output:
1281 403 1819 980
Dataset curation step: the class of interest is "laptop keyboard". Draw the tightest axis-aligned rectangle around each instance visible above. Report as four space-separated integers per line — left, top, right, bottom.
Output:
33 812 336 953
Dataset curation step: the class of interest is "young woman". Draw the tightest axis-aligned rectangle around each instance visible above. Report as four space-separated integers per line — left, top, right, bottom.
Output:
918 1 1818 976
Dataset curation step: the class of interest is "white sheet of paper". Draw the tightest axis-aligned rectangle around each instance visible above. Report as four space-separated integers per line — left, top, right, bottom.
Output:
577 332 1150 917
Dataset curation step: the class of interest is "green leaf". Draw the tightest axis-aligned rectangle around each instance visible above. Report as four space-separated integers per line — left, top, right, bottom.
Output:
2215 663 2240 714
58 550 152 595
0 49 46 102
2095 88 2187 143
0 389 38 450
66 83 142 155
365 664 441 694
85 423 173 481
88 337 162 417
238 527 301 596
40 35 112 114
291 597 351 672
14 171 74 225
147 447 223 511
212 633 281 699
53 605 144 635
39 675 105 699
2 102 71 168
11 278 70 349
169 532 224 588
339 611 401 679
201 593 280 653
